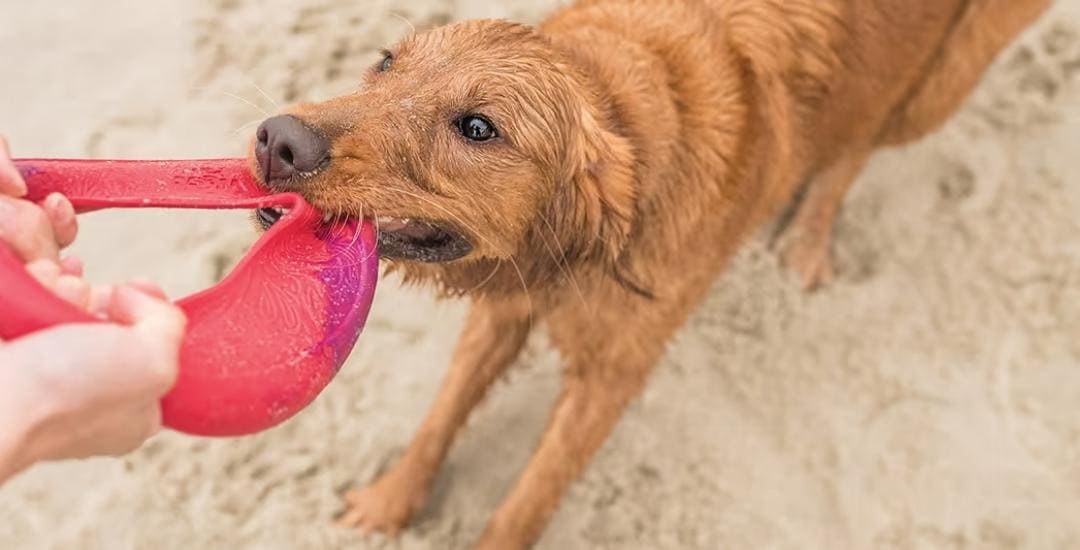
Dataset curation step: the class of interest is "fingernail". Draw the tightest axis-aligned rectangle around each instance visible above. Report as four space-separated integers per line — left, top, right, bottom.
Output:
60 255 84 276
109 285 141 324
56 275 91 310
89 285 115 318
45 193 71 219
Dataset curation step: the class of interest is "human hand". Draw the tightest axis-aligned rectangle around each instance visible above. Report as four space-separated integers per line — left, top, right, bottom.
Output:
0 135 86 304
0 284 187 481
0 136 188 483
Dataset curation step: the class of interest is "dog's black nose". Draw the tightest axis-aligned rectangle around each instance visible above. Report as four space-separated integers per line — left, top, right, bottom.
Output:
255 115 330 186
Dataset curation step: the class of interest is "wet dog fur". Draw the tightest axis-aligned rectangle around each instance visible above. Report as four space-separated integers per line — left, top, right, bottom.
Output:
252 0 1050 547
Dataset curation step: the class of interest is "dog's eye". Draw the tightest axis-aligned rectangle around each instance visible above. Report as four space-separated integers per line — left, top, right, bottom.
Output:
457 115 497 142
377 51 393 73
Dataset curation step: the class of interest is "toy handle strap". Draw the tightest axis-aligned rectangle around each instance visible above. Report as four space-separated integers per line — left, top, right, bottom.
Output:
1 158 267 339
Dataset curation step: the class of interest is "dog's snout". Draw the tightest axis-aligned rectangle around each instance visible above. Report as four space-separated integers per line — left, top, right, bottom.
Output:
255 115 330 186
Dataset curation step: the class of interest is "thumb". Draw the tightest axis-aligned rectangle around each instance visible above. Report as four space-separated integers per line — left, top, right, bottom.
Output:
0 136 28 198
108 284 187 338
108 285 188 391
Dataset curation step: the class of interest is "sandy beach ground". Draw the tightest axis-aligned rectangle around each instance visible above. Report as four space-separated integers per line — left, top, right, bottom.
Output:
2 1 1080 548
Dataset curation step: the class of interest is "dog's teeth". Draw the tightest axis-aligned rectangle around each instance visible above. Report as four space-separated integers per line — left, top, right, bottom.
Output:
377 216 411 232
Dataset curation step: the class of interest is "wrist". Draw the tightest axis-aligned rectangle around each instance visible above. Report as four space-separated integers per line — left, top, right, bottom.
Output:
0 370 30 483
0 348 51 482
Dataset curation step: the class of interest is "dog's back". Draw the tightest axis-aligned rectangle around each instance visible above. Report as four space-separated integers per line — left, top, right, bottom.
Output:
541 0 1049 288
551 0 1048 195
328 2 1051 547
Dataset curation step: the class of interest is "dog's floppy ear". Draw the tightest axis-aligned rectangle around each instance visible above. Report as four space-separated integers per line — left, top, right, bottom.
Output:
545 103 638 278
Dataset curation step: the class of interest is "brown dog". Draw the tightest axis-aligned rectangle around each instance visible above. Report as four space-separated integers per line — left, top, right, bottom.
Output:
249 0 1050 547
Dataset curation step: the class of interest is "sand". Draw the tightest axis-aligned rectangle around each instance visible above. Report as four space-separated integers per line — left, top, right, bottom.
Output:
1 1 1079 549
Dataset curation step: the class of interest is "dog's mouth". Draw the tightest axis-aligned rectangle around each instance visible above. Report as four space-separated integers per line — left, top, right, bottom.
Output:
374 216 473 263
256 207 473 263
256 206 291 229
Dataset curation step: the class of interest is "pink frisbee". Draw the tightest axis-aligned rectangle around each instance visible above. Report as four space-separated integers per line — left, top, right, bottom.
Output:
0 159 378 436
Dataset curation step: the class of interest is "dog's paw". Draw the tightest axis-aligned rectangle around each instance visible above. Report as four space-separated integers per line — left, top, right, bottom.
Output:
779 233 835 291
474 529 528 550
337 470 428 536
474 537 526 550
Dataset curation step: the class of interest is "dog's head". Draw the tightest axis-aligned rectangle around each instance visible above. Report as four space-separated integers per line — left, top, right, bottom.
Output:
250 20 637 298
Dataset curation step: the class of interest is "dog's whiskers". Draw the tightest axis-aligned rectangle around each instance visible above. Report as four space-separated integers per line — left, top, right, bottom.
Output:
365 207 382 264
331 206 346 235
389 12 417 35
249 81 282 112
537 213 593 318
371 207 382 243
220 91 272 117
347 205 365 252
323 209 383 270
466 259 504 295
231 117 265 135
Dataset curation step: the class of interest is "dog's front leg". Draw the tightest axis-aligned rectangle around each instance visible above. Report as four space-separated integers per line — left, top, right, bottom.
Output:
476 313 663 550
339 298 533 535
778 150 870 290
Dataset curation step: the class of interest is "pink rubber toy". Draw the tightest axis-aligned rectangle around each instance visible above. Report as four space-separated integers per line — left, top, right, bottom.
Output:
0 159 378 437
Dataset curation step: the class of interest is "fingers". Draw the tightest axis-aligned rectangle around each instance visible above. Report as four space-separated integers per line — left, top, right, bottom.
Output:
89 282 168 319
24 258 60 288
107 285 185 333
54 275 92 311
124 278 168 301
42 193 78 249
89 285 115 318
0 136 27 198
60 255 83 277
107 285 187 391
0 126 79 256
24 259 92 311
0 309 179 465
0 135 80 260
0 195 61 263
